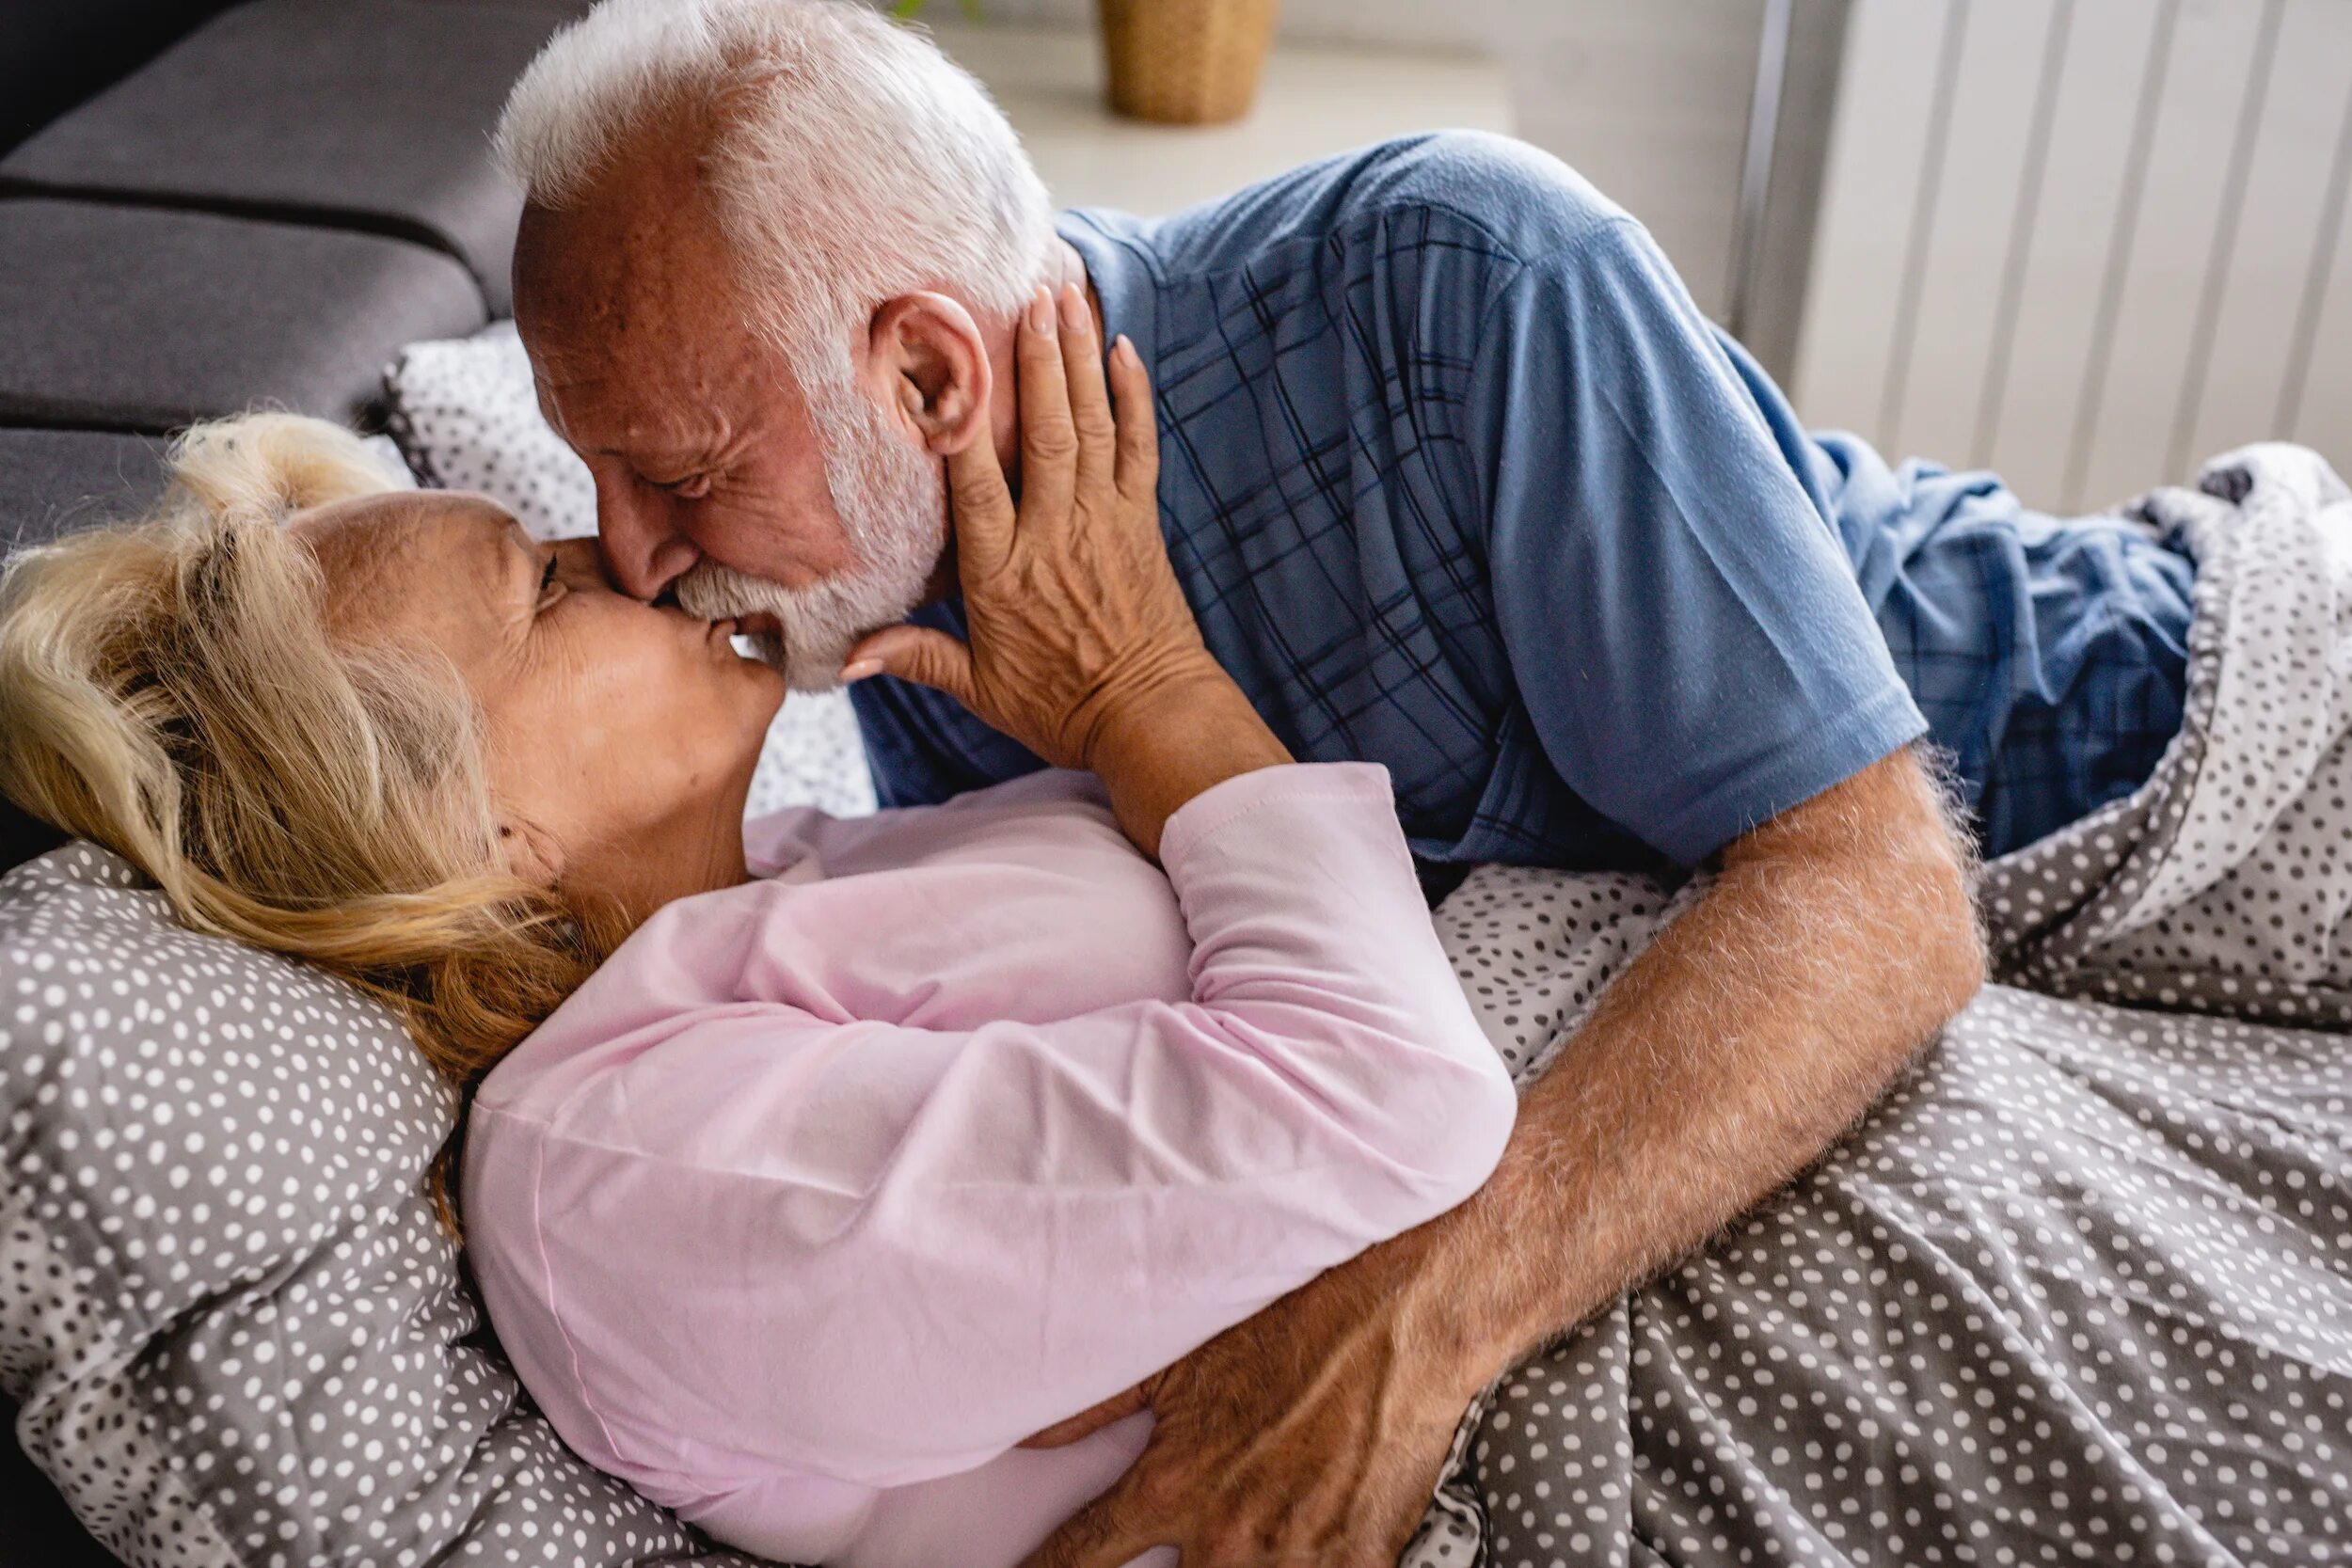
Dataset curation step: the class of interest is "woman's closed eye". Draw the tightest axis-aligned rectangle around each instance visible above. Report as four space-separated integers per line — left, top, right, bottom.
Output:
532 539 620 609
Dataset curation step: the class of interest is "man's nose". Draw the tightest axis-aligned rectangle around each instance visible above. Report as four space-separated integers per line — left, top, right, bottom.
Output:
596 481 702 601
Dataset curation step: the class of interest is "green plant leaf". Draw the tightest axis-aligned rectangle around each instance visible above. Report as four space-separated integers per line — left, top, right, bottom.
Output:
889 0 984 20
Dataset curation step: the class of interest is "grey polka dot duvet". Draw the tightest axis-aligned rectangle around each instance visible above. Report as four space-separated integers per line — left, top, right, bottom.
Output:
5 444 2349 1566
1404 446 2352 1568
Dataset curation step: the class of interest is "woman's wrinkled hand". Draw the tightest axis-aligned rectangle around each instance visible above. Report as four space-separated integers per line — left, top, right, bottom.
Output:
843 283 1217 775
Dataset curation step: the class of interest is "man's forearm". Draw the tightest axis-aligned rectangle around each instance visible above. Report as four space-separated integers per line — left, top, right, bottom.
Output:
1394 749 1984 1382
1008 752 1986 1568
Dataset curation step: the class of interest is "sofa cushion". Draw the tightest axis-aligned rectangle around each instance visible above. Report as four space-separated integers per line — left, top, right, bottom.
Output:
0 429 168 554
1 428 416 567
0 427 149 878
0 0 575 314
0 2 239 160
0 842 767 1568
0 199 484 432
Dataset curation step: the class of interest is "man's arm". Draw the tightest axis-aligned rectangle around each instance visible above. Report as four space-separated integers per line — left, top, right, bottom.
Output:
1020 746 1983 1568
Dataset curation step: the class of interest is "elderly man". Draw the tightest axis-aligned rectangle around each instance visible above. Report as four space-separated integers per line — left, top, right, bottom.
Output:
493 0 2196 1561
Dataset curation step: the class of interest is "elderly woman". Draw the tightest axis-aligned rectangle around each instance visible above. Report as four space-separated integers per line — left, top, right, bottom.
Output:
0 303 1515 1567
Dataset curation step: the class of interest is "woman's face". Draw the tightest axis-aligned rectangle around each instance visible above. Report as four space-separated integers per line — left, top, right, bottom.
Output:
292 489 787 919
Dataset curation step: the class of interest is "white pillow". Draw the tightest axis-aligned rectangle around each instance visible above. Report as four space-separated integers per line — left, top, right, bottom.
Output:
384 325 877 819
385 321 595 540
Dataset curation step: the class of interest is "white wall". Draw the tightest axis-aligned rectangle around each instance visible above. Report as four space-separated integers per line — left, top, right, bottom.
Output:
893 0 1832 344
1497 3 1770 322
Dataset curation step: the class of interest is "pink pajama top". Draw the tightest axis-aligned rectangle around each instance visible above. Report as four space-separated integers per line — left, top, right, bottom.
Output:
461 762 1516 1567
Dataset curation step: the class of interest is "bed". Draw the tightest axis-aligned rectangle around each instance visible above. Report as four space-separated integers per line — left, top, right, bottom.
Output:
5 398 2347 1565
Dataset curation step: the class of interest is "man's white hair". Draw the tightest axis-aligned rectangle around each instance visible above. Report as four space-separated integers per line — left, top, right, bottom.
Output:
494 0 1054 384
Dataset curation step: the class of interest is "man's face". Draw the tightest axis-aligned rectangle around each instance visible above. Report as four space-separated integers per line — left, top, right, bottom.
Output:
510 141 946 689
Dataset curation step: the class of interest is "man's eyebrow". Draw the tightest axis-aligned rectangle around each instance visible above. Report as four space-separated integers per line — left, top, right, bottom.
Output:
577 438 705 462
617 449 720 472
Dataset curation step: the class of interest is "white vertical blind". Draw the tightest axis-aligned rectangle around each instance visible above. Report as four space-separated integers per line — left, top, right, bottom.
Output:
1786 0 1951 444
2188 0 2352 463
2299 164 2352 451
1792 0 2352 515
1974 0 2170 506
1879 0 2059 470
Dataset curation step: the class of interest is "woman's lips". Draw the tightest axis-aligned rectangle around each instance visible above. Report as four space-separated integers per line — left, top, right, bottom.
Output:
714 610 787 668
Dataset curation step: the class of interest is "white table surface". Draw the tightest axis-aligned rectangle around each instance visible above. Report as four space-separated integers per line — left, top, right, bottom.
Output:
923 20 1513 216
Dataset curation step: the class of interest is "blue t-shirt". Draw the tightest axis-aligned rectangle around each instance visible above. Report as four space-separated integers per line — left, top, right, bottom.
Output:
851 134 2191 868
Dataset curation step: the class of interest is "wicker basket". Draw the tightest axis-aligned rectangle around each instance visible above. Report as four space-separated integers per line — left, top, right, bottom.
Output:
1097 0 1280 126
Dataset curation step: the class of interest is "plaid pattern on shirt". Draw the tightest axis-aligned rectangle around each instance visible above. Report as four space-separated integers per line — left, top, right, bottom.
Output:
851 136 2192 866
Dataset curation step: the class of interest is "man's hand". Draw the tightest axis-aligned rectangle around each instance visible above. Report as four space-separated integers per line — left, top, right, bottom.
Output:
1018 1234 1472 1568
1021 749 1983 1568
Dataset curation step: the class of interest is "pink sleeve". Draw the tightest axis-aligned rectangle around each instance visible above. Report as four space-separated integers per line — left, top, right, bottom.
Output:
485 763 1515 1495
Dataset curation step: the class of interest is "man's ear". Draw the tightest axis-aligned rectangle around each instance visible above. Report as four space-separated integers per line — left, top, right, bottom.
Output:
866 292 994 456
497 816 565 891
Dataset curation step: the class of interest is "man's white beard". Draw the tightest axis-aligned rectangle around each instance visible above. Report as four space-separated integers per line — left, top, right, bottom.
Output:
672 379 945 691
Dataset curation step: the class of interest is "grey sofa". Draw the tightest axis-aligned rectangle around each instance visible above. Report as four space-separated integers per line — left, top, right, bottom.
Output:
0 0 580 521
0 0 584 841
0 3 583 1559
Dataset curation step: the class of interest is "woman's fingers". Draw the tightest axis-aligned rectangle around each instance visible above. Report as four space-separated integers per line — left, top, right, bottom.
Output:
1108 334 1159 504
943 404 1017 582
1057 282 1118 499
1015 1380 1152 1450
1015 286 1077 539
840 625 977 710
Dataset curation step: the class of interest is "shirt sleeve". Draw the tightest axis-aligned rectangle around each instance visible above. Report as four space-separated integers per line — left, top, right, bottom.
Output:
472 762 1516 1497
1463 217 1926 864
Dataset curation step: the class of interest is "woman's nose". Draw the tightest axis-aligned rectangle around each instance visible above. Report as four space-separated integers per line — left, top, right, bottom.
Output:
596 483 701 601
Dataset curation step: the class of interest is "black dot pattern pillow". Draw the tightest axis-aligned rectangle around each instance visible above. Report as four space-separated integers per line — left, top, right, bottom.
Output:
384 322 597 544
0 844 772 1568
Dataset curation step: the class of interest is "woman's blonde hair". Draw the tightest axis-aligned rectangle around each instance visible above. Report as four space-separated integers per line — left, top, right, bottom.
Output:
0 414 603 1226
